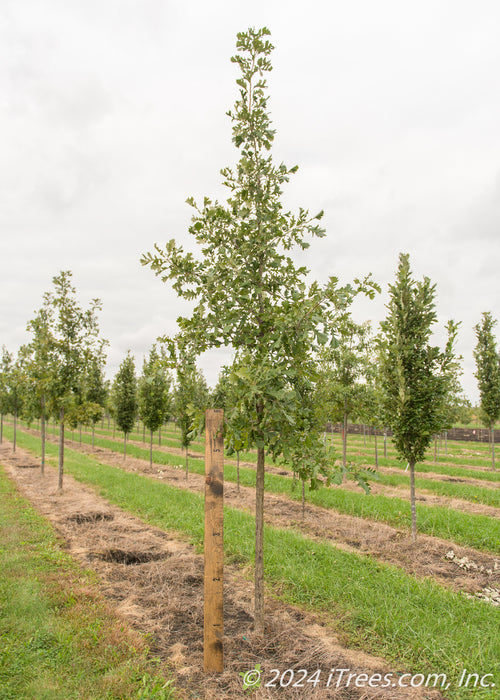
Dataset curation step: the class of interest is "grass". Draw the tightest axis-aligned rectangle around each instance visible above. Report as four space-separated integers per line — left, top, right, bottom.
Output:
16 424 500 554
7 430 500 700
0 462 177 700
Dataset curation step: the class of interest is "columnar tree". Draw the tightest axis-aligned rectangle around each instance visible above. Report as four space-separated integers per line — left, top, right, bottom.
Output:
142 28 375 632
377 253 460 541
138 345 171 467
474 312 500 469
82 354 108 447
112 352 138 458
173 349 208 479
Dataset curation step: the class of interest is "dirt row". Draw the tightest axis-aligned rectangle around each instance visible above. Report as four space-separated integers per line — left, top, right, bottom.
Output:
27 427 500 601
1 441 442 700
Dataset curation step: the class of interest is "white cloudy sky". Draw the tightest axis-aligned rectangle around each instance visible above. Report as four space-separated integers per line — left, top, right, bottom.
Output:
1 0 499 401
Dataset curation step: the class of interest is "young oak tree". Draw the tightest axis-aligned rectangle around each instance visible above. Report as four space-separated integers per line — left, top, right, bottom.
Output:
138 345 171 467
377 253 460 542
43 271 106 490
142 27 375 632
473 312 500 469
112 352 138 458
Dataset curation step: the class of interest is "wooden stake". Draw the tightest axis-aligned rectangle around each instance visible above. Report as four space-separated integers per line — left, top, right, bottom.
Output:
204 409 224 672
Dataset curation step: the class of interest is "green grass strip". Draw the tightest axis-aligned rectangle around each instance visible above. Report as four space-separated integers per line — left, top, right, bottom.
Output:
9 431 500 700
19 425 500 554
0 462 176 700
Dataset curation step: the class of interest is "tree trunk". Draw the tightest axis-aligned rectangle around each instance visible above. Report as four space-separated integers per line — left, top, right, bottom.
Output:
13 409 17 452
58 407 64 491
124 433 127 459
185 446 189 480
0 413 3 443
255 444 265 634
113 419 115 438
302 479 305 519
237 450 240 493
374 432 378 469
159 426 161 447
445 430 448 456
409 460 417 543
92 425 95 448
150 430 153 468
342 407 348 478
107 414 110 430
363 424 366 447
79 425 82 444
41 395 46 476
384 429 387 459
492 426 496 471
434 437 437 464
143 424 145 443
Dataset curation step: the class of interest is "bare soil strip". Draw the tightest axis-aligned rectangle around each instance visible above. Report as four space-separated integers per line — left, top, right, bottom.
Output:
1 442 440 700
37 432 500 600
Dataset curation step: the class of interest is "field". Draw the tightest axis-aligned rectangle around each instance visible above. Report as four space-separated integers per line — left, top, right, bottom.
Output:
1 420 499 699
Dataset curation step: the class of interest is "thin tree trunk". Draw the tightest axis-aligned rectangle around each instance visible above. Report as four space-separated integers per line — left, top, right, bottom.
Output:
255 443 265 634
342 407 348 477
363 424 366 447
13 410 17 452
79 425 82 444
237 450 240 493
113 419 115 438
434 437 437 464
384 429 387 459
0 413 3 443
107 414 110 430
492 426 496 471
159 426 161 447
150 430 153 467
124 433 127 459
374 431 378 469
58 407 64 491
185 446 189 480
92 425 95 448
41 395 45 476
302 479 305 519
410 460 417 542
445 430 448 456
143 424 145 443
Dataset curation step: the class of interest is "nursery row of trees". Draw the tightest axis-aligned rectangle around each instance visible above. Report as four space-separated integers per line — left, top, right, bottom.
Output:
2 28 500 635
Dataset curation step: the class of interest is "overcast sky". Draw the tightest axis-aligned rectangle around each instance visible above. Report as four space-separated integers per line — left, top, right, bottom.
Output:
1 0 499 401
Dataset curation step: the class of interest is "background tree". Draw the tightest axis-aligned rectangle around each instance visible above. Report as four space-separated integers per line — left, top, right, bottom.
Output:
173 348 208 479
0 347 24 452
112 352 138 458
142 27 376 632
25 304 55 472
82 354 108 447
473 312 500 469
316 317 372 472
40 271 106 490
138 345 171 467
377 253 460 542
0 347 13 444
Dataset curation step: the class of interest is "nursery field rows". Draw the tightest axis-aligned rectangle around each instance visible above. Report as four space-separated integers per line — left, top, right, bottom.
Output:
2 433 500 699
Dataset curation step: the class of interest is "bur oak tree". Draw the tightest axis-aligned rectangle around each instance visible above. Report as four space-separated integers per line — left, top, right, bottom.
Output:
142 27 377 632
474 312 500 470
377 253 460 541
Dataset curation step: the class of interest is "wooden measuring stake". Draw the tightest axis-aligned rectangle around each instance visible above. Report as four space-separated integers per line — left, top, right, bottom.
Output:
204 408 224 672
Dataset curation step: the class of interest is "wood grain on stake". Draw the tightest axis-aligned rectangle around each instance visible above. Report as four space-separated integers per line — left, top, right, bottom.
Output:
204 409 224 672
